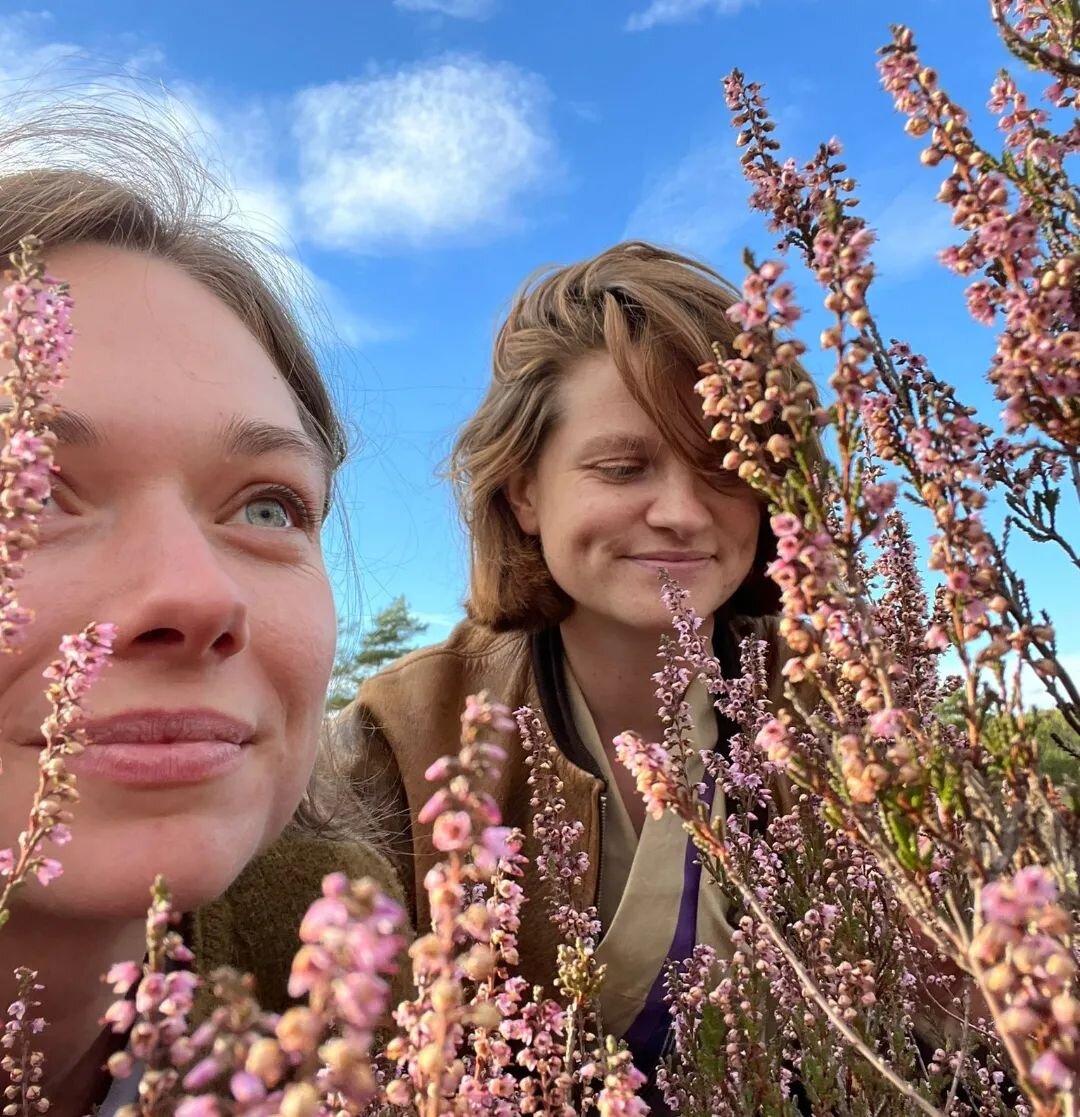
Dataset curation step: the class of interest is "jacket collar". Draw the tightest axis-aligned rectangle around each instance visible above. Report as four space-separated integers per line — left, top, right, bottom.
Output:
529 608 745 785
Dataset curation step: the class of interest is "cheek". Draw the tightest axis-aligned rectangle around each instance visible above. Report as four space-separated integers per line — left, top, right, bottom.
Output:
257 575 336 722
542 493 628 554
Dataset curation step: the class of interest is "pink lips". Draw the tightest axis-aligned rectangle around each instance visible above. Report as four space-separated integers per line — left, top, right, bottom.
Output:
628 551 713 571
67 709 253 787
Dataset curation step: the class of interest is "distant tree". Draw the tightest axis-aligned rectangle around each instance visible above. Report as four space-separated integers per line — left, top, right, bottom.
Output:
327 596 428 712
937 691 1080 783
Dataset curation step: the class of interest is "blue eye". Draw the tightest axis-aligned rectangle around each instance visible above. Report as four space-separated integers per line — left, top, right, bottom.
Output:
243 497 292 529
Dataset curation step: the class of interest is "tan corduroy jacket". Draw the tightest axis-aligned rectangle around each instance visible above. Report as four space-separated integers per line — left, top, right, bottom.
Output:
339 613 785 995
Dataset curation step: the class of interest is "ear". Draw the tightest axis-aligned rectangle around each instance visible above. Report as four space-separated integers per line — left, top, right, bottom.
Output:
505 470 540 536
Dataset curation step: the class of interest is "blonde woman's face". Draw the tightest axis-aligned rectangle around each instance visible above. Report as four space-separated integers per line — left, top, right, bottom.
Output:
0 244 337 918
508 352 761 636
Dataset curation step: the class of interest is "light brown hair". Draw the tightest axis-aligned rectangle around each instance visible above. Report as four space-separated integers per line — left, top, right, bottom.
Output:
0 106 346 478
450 240 821 632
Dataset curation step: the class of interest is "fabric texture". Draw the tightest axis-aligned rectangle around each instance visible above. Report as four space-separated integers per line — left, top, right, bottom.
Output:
342 612 786 996
191 833 410 1014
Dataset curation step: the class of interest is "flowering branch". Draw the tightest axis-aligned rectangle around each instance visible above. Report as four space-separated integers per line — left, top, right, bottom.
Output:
1 968 47 1117
0 622 116 927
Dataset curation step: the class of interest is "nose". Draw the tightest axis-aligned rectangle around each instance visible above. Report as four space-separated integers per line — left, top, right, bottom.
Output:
643 464 714 538
103 495 250 666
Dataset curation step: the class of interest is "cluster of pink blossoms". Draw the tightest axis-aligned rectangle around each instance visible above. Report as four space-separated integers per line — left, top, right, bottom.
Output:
1 968 48 1116
972 866 1079 1103
0 620 116 924
880 24 1078 447
519 708 601 945
0 236 71 648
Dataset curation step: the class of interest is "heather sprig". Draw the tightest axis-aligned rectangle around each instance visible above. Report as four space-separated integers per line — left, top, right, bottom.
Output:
519 707 602 946
0 237 116 929
385 691 529 1115
0 236 72 650
0 621 116 928
104 876 200 1115
626 4 1080 1111
1 968 48 1117
100 870 407 1117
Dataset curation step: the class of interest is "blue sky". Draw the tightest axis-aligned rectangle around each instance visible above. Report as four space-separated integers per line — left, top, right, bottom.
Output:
1 0 1075 685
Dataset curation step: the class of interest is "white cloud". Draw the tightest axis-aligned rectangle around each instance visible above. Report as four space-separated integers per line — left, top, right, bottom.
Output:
623 142 751 261
0 19 400 346
394 0 497 18
293 57 554 252
626 0 753 31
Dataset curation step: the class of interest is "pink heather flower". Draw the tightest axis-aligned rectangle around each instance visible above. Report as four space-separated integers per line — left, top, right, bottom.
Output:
770 512 802 537
1030 1049 1074 1091
424 756 455 782
0 848 13 876
298 895 349 941
1013 865 1059 910
182 1055 223 1092
32 857 62 885
480 825 514 860
432 809 474 852
176 1094 222 1117
867 708 905 739
755 718 794 767
105 961 142 995
925 624 950 651
863 481 897 516
613 732 673 821
230 1069 266 1102
417 787 453 826
103 999 137 1034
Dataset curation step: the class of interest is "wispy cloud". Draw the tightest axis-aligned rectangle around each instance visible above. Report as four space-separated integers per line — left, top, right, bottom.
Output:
414 610 463 635
626 0 753 32
294 56 555 253
867 181 956 280
623 142 751 261
393 0 498 18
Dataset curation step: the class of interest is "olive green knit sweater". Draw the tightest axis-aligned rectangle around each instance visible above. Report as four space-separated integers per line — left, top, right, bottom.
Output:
189 835 410 1015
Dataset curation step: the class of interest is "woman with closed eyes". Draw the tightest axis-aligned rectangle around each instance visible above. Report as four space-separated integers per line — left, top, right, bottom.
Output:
339 240 821 1076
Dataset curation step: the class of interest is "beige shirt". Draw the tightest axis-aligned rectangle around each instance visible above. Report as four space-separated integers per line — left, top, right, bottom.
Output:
563 662 735 1039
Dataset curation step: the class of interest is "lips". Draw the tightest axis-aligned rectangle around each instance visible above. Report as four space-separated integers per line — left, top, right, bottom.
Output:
80 710 253 746
629 552 713 564
64 709 254 787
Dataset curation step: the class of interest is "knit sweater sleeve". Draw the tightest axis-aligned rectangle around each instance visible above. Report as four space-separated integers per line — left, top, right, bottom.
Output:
190 834 412 1015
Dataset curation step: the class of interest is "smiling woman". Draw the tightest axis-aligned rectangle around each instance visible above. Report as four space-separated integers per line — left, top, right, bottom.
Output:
337 240 823 1083
0 108 403 1116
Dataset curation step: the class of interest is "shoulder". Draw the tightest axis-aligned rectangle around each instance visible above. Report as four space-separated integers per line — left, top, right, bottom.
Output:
191 834 409 1013
358 619 530 712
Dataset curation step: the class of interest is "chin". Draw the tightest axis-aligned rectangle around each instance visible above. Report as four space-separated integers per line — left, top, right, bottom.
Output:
28 814 276 920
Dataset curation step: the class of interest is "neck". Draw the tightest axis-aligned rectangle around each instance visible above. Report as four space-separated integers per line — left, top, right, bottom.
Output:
559 610 715 748
0 905 147 1117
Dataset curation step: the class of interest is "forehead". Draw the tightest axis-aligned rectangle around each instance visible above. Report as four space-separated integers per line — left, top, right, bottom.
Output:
552 352 662 441
43 243 306 437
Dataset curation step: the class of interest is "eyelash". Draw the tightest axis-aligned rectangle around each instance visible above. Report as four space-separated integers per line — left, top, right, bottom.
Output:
593 462 645 481
247 483 320 531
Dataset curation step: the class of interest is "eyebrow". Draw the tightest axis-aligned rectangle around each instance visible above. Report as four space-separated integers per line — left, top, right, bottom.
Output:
577 433 655 458
219 415 333 479
20 408 333 480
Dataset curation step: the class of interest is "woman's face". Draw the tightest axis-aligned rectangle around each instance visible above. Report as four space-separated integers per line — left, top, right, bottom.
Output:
0 244 337 918
509 351 761 635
